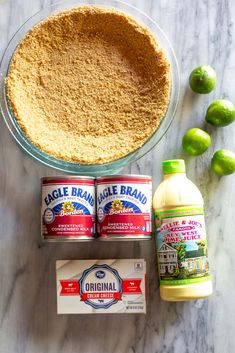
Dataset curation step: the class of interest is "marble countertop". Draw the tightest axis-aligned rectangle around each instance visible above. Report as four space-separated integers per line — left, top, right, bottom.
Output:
0 0 235 352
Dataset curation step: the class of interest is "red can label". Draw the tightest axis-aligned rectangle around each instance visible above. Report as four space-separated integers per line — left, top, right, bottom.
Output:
96 176 152 239
41 178 95 239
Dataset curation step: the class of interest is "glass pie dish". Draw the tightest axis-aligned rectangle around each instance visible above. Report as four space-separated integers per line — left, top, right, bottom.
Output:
0 0 180 176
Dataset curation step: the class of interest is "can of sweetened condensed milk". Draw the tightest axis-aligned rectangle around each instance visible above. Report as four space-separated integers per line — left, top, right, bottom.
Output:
96 175 152 241
41 177 95 241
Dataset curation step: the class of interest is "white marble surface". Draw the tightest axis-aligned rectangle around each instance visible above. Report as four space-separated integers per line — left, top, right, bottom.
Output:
0 0 235 352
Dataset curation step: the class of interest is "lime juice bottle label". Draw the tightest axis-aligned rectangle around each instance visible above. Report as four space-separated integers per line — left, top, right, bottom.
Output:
155 207 211 286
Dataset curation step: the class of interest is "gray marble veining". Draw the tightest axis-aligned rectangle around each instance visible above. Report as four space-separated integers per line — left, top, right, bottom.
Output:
0 0 235 352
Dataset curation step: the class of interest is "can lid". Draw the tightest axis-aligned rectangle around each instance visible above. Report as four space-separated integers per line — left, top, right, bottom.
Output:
162 159 186 174
96 174 152 180
41 176 95 181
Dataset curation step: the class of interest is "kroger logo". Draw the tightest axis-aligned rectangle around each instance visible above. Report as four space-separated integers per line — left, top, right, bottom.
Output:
95 270 105 279
80 264 122 309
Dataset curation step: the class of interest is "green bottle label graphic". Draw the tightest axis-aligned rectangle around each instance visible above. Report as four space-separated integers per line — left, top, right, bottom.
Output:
155 207 211 286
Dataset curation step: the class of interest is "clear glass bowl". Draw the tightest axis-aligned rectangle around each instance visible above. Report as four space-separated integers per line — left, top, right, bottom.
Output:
0 0 180 176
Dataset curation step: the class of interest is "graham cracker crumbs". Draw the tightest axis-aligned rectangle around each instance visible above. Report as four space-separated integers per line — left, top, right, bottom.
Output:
6 6 171 164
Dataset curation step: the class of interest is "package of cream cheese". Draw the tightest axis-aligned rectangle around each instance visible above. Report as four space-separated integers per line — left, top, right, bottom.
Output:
56 259 146 314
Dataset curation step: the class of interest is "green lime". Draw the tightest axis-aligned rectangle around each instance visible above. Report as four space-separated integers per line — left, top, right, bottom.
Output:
205 99 235 127
189 65 217 94
182 128 211 156
211 149 235 176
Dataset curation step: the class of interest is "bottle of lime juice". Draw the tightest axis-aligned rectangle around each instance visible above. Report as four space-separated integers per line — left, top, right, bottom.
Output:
153 159 213 301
